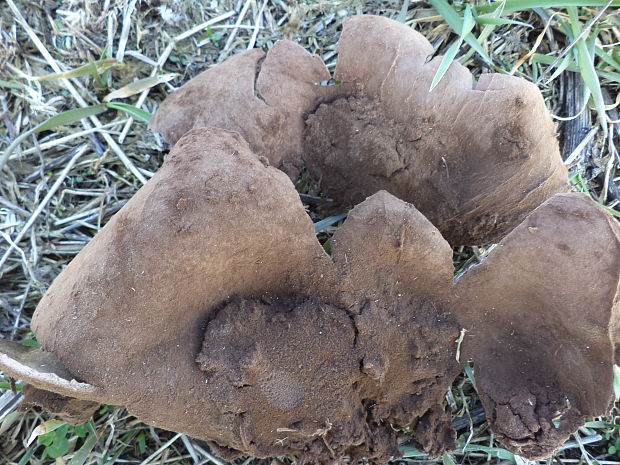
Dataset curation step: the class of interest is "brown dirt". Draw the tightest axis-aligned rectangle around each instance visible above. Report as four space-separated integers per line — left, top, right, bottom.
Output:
195 293 460 462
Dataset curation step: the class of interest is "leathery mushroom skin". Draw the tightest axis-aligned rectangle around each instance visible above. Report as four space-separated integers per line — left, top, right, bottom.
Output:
149 14 569 246
0 128 618 463
455 193 620 459
0 129 462 463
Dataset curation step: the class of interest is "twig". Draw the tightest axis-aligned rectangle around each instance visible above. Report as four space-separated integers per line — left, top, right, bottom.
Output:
248 0 269 50
116 0 138 62
138 432 182 465
220 0 253 60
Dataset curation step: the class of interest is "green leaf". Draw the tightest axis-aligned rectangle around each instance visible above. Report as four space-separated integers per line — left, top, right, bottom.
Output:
428 0 492 63
137 431 147 454
46 436 70 459
105 102 152 122
20 338 40 348
37 431 55 447
613 364 620 400
476 0 620 14
0 382 23 390
68 421 98 465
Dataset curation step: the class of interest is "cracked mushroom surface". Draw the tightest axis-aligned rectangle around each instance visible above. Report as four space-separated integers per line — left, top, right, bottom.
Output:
150 14 568 245
0 128 618 463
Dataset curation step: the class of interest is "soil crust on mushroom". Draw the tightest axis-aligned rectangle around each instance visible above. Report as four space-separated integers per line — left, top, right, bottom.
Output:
195 293 460 462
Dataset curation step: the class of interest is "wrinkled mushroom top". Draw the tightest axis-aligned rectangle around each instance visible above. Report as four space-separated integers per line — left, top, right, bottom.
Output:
0 126 615 463
150 14 568 245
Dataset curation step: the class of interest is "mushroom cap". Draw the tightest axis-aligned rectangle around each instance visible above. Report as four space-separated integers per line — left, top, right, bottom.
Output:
304 15 568 244
20 129 462 462
455 193 620 458
150 14 568 245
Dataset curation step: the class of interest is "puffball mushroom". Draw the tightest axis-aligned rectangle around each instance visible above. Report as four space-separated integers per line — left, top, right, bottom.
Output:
0 128 618 464
150 14 569 245
1 13 618 465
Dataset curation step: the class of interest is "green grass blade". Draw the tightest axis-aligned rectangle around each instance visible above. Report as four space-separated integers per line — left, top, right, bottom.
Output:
613 365 620 400
103 73 178 102
67 421 98 465
430 41 463 90
0 104 108 170
463 363 477 391
314 213 347 233
545 53 575 83
34 104 108 133
400 444 428 458
443 452 457 465
462 445 516 460
532 53 620 83
428 0 492 63
476 0 620 14
474 16 533 27
105 102 152 122
595 45 620 73
460 2 506 64
430 5 476 90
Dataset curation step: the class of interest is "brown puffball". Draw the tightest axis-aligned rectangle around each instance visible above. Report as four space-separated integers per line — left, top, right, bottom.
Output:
0 128 617 463
5 129 461 463
304 15 568 245
150 14 568 245
455 193 620 458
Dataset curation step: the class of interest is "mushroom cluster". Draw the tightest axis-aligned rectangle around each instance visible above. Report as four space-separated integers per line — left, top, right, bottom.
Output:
1 14 618 465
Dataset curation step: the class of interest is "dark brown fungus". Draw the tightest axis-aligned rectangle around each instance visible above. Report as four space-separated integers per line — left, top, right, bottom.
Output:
455 193 620 458
0 128 617 462
149 40 345 178
150 14 568 245
0 129 463 463
0 14 617 465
